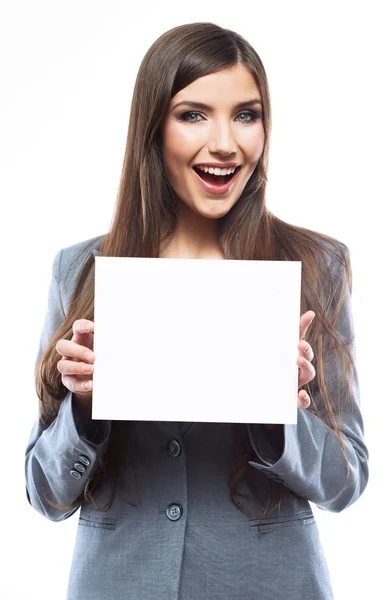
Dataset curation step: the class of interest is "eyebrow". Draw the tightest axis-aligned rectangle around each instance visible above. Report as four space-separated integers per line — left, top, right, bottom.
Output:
172 99 262 111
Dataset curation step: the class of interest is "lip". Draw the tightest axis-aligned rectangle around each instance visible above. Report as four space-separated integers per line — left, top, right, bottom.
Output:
192 162 241 169
192 165 242 196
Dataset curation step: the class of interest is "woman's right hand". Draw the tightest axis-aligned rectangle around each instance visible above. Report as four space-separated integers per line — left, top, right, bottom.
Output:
56 319 95 409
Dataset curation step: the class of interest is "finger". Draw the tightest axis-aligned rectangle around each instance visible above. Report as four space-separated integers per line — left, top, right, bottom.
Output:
297 340 314 362
71 319 95 348
55 339 95 363
57 357 95 376
300 311 315 339
297 356 316 387
300 311 315 340
297 390 311 409
73 319 95 334
62 374 93 394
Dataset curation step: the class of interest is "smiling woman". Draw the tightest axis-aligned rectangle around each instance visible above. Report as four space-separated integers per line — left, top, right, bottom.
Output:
25 21 368 600
161 64 265 229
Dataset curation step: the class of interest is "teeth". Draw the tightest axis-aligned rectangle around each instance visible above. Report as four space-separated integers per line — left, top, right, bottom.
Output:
196 165 238 176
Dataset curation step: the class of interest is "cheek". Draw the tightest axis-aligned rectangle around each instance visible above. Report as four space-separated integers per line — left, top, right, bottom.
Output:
163 137 188 183
163 122 200 162
238 125 265 162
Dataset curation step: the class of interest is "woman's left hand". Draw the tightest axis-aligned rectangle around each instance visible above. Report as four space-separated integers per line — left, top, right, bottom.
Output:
297 310 316 409
264 310 317 436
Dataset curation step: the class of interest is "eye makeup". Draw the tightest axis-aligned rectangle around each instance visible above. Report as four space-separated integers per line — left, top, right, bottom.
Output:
177 110 262 123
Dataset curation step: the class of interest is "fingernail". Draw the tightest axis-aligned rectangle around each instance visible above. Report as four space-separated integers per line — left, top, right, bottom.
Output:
84 351 94 362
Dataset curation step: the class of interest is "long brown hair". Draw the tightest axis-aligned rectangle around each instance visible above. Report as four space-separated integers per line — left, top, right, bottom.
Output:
35 22 355 534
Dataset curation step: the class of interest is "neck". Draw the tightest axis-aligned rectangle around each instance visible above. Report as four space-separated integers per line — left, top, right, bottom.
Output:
160 202 224 259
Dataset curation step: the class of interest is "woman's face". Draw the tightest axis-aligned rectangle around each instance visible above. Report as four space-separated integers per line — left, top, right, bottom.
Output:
162 63 265 220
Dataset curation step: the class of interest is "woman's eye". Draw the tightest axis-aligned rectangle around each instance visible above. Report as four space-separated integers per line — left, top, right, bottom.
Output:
237 110 262 123
179 111 203 122
178 110 262 123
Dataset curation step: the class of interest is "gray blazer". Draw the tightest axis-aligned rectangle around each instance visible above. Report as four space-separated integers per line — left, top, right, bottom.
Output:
25 235 369 600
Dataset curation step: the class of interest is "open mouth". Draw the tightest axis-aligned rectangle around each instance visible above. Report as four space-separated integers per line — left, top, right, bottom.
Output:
193 166 241 185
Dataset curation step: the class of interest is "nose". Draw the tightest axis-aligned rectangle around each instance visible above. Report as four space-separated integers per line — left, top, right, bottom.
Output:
207 119 237 156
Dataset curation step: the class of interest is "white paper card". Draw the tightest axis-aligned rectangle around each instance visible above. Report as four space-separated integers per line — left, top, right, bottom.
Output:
92 257 302 424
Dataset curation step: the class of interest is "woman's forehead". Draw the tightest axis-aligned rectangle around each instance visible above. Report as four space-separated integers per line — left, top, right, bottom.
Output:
170 65 261 107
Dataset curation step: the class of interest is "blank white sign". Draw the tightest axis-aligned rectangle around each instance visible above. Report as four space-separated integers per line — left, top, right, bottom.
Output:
92 257 302 424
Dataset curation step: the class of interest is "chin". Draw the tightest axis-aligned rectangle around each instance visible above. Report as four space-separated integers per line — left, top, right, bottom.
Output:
193 202 233 219
175 190 237 219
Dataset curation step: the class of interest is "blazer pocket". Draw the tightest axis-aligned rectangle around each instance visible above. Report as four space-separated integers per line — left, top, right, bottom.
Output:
248 510 315 533
78 514 117 531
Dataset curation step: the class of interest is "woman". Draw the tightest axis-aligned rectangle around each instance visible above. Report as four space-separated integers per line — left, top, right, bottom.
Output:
25 22 369 600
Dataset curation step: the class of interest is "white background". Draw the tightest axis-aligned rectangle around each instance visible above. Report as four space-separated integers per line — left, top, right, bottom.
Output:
1 1 388 598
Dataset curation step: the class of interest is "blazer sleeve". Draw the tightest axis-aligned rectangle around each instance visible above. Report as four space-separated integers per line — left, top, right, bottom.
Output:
25 248 112 522
246 244 369 513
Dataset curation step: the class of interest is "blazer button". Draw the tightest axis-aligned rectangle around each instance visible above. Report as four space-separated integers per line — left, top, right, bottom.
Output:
167 439 181 457
70 469 82 479
74 462 86 473
78 455 91 466
166 503 183 521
